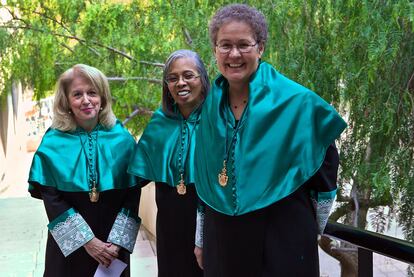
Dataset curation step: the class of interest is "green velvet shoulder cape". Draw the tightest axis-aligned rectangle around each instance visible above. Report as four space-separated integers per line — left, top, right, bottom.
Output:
128 108 200 187
195 62 347 215
28 120 137 196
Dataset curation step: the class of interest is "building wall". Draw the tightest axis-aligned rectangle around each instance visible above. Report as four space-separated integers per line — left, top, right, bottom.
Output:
0 82 28 193
139 182 157 237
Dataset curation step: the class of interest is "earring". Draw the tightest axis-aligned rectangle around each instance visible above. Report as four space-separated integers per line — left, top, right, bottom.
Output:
68 110 72 114
100 107 103 111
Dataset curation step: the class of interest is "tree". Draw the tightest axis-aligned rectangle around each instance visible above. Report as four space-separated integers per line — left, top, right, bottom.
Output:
265 1 414 275
0 0 223 133
1 1 413 275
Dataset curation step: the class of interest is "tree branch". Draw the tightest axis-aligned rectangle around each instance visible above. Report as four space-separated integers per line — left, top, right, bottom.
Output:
139 61 165 68
2 8 166 66
29 9 72 34
182 27 193 46
336 192 352 202
1 5 135 60
122 107 153 125
107 77 162 84
407 68 414 92
59 42 74 53
330 202 353 221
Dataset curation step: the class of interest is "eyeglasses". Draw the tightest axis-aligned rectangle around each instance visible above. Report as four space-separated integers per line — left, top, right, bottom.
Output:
216 42 258 54
165 73 200 85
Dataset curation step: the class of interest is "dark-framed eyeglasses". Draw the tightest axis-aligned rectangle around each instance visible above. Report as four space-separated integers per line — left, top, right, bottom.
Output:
215 42 258 54
165 73 200 85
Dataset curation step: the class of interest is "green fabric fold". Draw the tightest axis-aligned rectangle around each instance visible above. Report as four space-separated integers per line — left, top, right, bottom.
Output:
128 107 200 188
195 62 347 216
28 120 137 194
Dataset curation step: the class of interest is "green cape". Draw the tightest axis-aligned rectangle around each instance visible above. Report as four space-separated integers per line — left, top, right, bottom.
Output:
28 120 137 196
195 62 347 215
128 107 200 187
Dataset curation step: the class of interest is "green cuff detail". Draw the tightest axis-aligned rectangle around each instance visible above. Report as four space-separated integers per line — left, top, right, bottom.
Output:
108 208 141 253
317 189 337 201
48 208 94 257
310 189 336 234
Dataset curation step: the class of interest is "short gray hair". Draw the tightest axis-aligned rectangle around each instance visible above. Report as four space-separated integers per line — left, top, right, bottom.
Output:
162 49 210 117
209 4 268 47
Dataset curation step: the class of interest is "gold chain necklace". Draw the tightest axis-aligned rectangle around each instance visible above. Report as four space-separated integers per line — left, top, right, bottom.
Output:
176 115 198 195
218 94 247 187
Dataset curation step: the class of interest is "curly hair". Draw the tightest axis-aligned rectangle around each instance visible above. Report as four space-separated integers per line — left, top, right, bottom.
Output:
162 49 210 118
51 64 116 132
209 4 268 47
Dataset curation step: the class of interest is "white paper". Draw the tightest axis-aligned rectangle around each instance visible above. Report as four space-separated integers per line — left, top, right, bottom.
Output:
94 258 128 277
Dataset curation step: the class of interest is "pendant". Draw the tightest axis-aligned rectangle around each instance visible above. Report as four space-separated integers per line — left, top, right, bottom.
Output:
218 160 228 187
177 174 186 195
89 182 99 202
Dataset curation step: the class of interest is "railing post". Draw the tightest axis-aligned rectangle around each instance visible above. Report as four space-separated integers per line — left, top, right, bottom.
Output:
358 248 373 277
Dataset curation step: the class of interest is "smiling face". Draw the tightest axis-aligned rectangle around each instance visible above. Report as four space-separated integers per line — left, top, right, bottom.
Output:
166 57 203 118
67 76 102 131
214 20 264 88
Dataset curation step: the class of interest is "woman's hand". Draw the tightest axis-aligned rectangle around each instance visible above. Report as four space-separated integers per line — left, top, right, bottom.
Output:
84 238 118 267
106 243 121 258
194 246 203 269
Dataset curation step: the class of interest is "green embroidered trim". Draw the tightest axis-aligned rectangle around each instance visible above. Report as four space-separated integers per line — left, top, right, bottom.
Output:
195 208 205 248
48 208 94 257
310 189 337 234
317 189 337 200
108 208 141 253
47 207 77 230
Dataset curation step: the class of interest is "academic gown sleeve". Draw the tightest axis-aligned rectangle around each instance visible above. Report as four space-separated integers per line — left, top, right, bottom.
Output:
308 143 340 234
107 186 141 253
35 183 95 258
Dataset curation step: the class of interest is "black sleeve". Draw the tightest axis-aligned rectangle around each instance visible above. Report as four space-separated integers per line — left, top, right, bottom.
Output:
307 143 339 192
122 185 141 215
32 182 72 221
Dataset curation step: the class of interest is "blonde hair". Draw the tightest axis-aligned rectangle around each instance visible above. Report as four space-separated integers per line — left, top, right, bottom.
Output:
51 64 116 131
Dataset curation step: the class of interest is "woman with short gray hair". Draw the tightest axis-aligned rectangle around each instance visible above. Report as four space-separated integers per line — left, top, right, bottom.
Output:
194 4 347 276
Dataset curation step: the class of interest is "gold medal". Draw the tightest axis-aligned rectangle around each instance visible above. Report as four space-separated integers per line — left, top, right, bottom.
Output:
218 160 228 187
177 174 186 195
89 181 99 202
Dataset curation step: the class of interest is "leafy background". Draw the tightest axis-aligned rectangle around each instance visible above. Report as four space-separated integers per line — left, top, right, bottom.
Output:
1 0 413 274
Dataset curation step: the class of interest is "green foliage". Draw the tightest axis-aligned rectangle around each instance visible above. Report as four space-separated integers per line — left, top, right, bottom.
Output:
1 0 414 244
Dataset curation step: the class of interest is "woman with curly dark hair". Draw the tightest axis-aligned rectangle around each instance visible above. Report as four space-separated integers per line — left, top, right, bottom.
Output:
194 4 347 277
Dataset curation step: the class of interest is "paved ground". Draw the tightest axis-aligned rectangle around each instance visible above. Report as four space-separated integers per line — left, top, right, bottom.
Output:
0 196 158 277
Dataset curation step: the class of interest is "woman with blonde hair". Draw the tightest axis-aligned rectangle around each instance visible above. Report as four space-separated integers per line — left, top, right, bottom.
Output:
28 64 141 276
